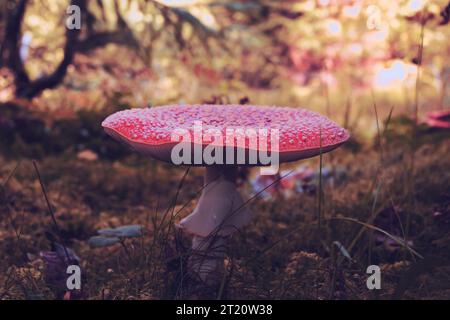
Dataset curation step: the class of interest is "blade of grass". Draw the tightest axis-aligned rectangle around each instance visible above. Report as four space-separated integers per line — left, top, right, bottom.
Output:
1 161 21 188
317 126 323 233
32 160 71 263
331 216 423 259
371 90 383 162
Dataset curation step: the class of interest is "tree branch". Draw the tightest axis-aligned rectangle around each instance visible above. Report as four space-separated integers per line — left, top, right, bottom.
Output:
3 0 139 100
75 31 139 53
16 0 86 99
2 0 29 85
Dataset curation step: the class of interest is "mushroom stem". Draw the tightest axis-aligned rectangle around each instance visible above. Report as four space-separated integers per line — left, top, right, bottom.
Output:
189 235 227 284
179 166 252 284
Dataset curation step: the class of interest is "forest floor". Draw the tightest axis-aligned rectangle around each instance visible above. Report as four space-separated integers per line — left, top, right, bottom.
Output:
0 109 449 300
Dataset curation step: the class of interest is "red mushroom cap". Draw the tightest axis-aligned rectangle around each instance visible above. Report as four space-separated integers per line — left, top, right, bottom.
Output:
102 104 350 164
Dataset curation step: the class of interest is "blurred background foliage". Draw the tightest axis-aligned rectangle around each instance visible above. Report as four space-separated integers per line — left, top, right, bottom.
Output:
0 0 448 133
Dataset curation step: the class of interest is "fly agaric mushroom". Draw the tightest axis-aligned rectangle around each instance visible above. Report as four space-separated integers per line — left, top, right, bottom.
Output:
102 104 349 283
